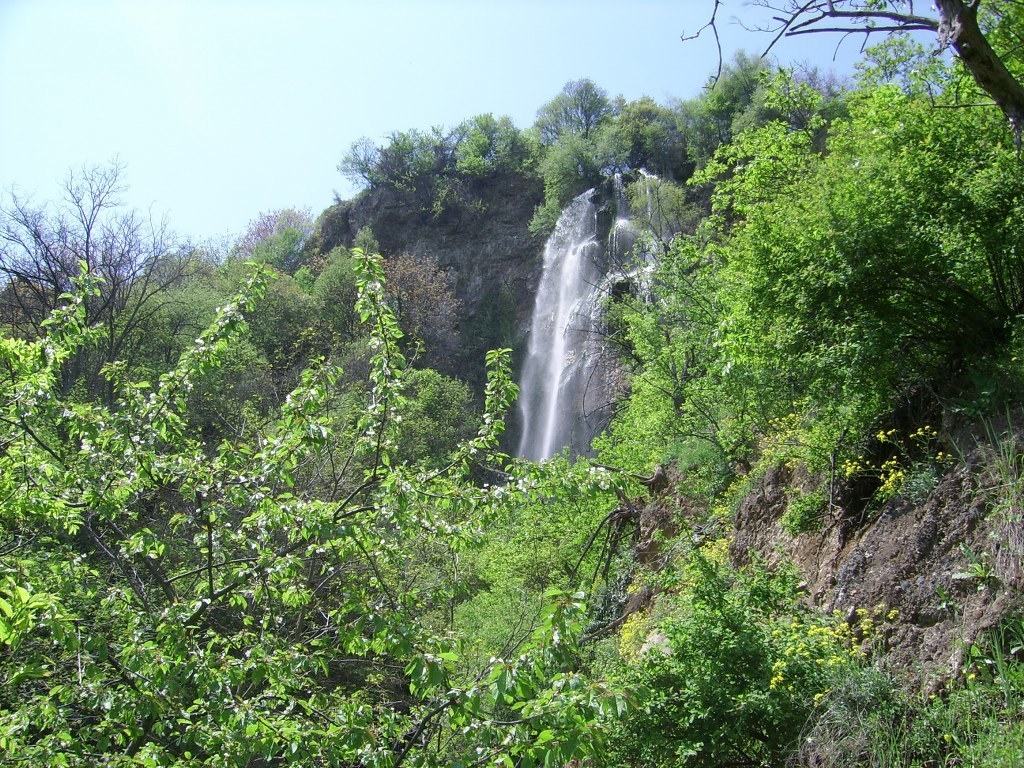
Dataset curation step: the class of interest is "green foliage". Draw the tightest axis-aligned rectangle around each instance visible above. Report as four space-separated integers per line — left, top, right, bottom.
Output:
674 51 771 169
9 38 1021 765
244 269 321 370
600 69 1024 529
687 74 1024 471
840 425 953 507
856 32 956 97
250 225 307 272
392 367 477 466
589 47 1024 765
453 456 621 661
797 618 1024 767
625 175 702 248
339 127 459 214
595 231 745 480
455 113 537 177
235 208 314 273
781 486 829 536
376 128 442 192
604 97 689 179
531 80 690 234
311 246 361 343
983 1 1024 86
352 225 380 255
534 78 616 145
124 258 221 372
529 132 609 233
0 254 626 766
337 136 380 188
606 549 858 767
528 195 564 235
339 119 538 220
186 333 273 437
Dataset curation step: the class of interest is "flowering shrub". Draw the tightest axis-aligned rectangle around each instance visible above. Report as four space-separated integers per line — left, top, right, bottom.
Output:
842 425 956 504
605 548 860 767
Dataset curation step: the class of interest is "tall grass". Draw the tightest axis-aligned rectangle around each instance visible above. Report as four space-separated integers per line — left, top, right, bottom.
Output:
793 619 1024 767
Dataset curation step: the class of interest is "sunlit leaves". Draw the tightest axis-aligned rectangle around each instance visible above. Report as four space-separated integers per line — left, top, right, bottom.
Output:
0 250 622 766
684 73 1024 471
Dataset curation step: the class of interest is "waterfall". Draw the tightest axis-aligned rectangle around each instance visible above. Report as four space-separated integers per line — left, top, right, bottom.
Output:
608 174 638 271
516 189 605 461
516 174 660 461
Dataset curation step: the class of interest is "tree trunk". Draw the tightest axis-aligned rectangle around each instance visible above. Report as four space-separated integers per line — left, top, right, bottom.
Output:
936 0 1024 138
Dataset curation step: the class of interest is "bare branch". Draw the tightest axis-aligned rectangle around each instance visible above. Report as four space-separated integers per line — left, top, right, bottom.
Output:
691 1 1024 138
786 24 937 35
682 0 724 85
0 162 195 401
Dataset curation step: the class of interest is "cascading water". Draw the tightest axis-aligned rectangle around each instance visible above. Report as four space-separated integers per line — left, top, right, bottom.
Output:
516 190 605 461
609 173 639 269
612 169 660 292
516 173 661 461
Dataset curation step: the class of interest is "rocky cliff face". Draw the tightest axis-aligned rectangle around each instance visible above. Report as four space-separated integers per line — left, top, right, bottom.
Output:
631 418 1024 688
730 457 1022 685
309 172 546 386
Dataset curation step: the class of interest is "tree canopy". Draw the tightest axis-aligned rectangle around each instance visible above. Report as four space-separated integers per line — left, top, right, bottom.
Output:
6 15 1024 765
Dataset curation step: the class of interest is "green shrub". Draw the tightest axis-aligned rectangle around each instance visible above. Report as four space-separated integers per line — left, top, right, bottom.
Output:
782 486 828 535
797 618 1024 768
606 549 859 767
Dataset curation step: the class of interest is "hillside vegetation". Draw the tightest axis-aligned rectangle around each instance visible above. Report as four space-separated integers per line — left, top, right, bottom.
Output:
2 6 1024 766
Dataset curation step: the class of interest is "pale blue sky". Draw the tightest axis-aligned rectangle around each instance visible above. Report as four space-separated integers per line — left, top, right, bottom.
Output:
0 0 872 244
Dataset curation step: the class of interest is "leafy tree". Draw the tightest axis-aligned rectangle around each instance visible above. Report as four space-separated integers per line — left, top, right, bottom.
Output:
600 57 1024 490
0 252 626 766
529 79 621 233
854 32 957 96
339 123 537 220
606 549 858 768
383 252 461 370
693 73 1024 467
352 225 380 255
392 367 477 466
234 208 314 273
377 128 445 192
704 1 1024 137
731 66 849 143
624 175 703 252
455 113 537 177
127 257 222 374
244 268 321 372
673 51 770 169
188 334 274 439
595 230 742 480
339 129 450 211
311 246 361 344
453 454 617 664
529 131 612 234
535 78 617 145
603 96 689 180
0 162 195 401
338 135 382 189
